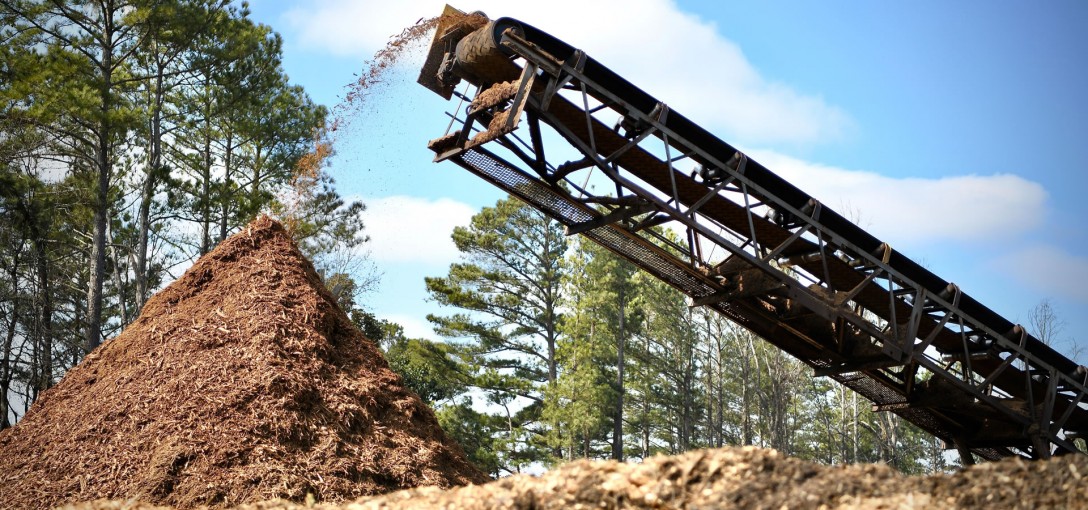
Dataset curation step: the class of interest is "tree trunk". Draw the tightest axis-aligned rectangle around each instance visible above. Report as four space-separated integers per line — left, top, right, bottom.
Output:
200 98 212 254
641 334 650 458
852 391 858 462
250 145 263 203
110 223 129 326
219 130 232 242
544 232 559 386
612 283 625 461
86 17 115 353
715 334 725 448
681 341 694 451
31 212 53 395
136 165 153 305
136 65 164 311
1 249 21 429
546 325 557 385
742 331 757 446
86 122 111 353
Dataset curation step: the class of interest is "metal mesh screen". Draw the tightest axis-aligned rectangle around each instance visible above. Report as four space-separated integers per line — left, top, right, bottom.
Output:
583 227 715 297
461 149 594 224
460 149 717 300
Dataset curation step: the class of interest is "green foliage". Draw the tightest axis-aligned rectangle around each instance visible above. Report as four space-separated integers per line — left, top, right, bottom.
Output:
436 400 504 476
425 195 565 471
541 357 612 459
0 0 368 424
426 196 565 387
544 237 639 460
381 322 464 406
414 195 949 473
275 169 368 266
164 13 332 255
627 272 706 455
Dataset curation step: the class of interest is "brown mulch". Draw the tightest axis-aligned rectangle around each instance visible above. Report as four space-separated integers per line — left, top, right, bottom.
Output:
61 446 1088 510
343 447 1088 510
0 217 488 510
337 11 487 129
340 17 440 115
471 110 512 145
469 81 519 114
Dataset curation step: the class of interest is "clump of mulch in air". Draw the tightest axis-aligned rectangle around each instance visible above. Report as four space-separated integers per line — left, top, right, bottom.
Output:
60 446 1088 510
471 110 512 145
0 216 489 510
469 81 519 113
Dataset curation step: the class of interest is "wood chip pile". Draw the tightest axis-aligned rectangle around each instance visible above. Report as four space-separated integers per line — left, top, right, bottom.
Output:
0 217 488 510
62 446 1088 510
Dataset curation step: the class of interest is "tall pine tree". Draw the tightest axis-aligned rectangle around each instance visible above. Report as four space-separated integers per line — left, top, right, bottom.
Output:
426 195 565 472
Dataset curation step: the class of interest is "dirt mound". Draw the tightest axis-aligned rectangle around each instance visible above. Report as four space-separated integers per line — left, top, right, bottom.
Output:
0 216 489 510
60 446 1088 510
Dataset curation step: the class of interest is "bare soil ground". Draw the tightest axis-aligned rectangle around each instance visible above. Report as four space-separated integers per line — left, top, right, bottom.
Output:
0 217 487 510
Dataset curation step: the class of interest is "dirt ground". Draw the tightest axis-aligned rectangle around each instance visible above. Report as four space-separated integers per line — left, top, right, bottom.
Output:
0 217 487 510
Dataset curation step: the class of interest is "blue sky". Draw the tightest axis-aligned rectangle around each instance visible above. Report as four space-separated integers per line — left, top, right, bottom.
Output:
245 0 1087 360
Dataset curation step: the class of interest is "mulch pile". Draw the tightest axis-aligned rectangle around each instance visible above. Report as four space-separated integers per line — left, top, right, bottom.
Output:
0 216 489 510
61 446 1088 510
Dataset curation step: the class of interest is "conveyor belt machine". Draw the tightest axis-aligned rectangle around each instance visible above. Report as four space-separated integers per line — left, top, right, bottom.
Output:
416 5 1088 462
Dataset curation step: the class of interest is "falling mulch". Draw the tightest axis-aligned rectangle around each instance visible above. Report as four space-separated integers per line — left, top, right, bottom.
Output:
340 16 441 115
60 446 1088 510
336 12 486 132
0 216 489 510
333 10 489 133
340 9 489 109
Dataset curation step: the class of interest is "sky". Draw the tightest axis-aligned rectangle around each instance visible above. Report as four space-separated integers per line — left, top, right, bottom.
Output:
244 0 1088 361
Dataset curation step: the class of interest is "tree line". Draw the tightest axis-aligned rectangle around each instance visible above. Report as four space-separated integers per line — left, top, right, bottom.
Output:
376 197 947 475
0 0 366 427
378 195 1079 477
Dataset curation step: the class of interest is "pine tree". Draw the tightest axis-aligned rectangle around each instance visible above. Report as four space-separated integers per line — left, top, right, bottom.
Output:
1 0 155 351
0 0 356 423
425 195 566 471
544 238 637 460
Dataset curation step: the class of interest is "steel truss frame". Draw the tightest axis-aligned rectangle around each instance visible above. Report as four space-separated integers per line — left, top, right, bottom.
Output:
422 21 1088 462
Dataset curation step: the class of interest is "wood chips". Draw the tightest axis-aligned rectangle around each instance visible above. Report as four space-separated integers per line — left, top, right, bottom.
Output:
0 217 488 510
60 446 1088 510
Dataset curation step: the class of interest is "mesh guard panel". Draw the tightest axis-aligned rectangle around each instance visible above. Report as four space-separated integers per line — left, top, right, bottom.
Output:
458 148 717 300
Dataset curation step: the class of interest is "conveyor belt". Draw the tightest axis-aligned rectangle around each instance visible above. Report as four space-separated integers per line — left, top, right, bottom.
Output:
417 7 1088 461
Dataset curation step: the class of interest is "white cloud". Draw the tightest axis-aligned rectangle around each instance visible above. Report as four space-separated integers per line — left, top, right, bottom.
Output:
749 150 1048 248
283 1 438 58
360 195 476 265
994 245 1088 303
281 0 851 146
381 313 440 341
